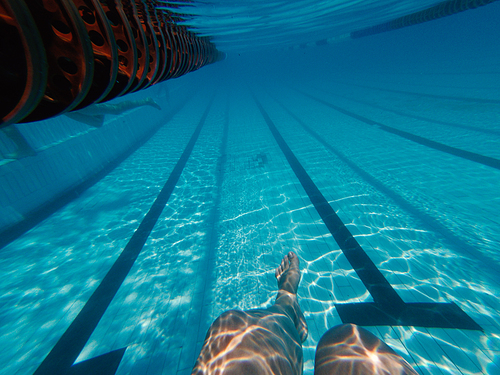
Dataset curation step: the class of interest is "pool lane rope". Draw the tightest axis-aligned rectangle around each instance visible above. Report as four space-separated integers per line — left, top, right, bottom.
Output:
285 0 499 49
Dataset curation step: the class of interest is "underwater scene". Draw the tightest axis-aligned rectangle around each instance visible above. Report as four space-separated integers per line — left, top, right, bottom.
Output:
0 0 499 374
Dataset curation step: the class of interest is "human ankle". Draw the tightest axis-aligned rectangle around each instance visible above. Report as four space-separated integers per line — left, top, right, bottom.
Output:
276 290 297 303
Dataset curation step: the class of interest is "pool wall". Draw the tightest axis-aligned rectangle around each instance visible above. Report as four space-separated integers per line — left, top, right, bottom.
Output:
0 87 176 246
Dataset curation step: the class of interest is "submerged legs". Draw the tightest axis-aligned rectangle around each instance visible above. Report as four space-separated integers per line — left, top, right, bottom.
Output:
192 252 417 375
192 252 307 375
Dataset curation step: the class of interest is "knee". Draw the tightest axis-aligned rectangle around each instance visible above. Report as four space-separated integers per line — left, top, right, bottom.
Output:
208 309 250 335
315 324 418 375
315 324 368 370
317 323 357 348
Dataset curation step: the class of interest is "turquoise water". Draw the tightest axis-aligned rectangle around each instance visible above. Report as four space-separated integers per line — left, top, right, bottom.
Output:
1 1 500 374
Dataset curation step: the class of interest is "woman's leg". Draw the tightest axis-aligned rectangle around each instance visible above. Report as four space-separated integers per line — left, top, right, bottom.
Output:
314 323 418 375
192 252 308 375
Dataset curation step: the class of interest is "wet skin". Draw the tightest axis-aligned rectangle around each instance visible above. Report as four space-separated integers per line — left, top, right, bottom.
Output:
315 324 419 375
192 252 307 375
193 252 418 375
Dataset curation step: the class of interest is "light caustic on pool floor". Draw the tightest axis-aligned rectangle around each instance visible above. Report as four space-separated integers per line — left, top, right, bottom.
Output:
1 79 500 375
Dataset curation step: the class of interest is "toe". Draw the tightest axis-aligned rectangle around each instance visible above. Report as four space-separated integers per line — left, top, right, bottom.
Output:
276 254 290 281
282 256 290 271
288 251 300 270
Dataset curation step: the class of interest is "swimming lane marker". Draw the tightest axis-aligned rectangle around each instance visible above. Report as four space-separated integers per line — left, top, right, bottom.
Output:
299 90 500 172
33 96 215 375
252 94 481 330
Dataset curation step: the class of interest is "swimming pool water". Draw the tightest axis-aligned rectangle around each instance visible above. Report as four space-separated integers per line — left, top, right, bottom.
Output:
1 1 500 374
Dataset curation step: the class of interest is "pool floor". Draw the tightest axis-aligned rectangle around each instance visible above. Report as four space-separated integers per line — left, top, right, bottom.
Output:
1 71 500 374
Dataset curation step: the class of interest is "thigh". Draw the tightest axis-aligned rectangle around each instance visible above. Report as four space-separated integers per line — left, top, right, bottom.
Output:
194 309 303 375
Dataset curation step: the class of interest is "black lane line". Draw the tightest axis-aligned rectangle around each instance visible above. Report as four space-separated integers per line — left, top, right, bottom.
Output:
0 94 194 251
34 96 215 375
271 95 500 286
330 80 500 104
67 348 126 375
297 90 500 172
252 93 481 330
309 85 500 137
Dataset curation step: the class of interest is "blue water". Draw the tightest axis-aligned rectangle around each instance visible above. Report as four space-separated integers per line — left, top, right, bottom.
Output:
1 1 500 374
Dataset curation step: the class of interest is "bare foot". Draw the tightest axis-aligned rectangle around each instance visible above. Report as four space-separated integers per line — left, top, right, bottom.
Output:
276 251 301 294
275 251 308 342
